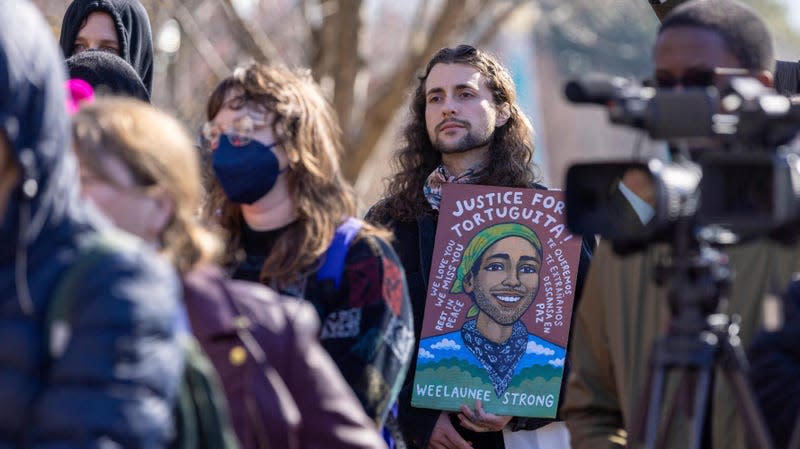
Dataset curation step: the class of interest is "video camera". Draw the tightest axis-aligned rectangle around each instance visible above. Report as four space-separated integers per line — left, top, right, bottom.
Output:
563 73 800 250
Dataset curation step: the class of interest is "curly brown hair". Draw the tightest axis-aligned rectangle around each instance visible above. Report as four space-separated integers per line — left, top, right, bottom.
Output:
204 63 386 287
370 45 540 223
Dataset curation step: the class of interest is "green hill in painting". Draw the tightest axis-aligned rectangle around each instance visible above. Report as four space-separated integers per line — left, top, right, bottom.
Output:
413 356 565 417
417 357 490 382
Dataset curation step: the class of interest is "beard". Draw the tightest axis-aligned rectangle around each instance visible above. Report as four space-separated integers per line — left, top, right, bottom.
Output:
432 121 494 154
471 283 536 326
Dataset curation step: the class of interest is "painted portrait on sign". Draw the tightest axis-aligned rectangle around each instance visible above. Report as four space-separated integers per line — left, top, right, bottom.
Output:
412 185 578 417
418 223 565 398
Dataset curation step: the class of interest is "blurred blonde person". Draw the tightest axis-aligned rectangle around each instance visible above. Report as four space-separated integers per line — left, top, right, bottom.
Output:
73 97 387 449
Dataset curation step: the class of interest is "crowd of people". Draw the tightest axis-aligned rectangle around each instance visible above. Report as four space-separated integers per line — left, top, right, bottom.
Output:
3 0 800 448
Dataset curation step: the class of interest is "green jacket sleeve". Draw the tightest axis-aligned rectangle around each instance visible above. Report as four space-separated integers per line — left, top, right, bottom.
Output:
561 242 627 449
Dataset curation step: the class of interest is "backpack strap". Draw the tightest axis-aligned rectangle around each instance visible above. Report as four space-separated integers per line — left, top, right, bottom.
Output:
47 235 117 358
382 402 406 449
315 217 363 289
174 336 241 449
314 218 407 449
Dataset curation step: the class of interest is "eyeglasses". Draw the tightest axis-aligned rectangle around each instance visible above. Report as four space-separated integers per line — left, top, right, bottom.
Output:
200 113 269 151
645 67 751 89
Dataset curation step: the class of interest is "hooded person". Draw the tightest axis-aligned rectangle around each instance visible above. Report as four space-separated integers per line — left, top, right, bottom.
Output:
66 50 150 102
0 1 183 447
59 0 154 95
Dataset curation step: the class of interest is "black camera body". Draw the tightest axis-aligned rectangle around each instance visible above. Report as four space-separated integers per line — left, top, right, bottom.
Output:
564 74 800 250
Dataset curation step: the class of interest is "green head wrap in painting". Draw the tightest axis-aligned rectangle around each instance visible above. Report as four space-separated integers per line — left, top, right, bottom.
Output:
450 222 543 294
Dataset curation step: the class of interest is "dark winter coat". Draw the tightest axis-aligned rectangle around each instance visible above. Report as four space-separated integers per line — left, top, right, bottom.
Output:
183 264 388 449
0 3 182 446
59 0 154 94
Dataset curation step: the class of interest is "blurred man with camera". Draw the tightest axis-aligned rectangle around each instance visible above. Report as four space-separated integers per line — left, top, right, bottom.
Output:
650 0 800 96
561 1 800 448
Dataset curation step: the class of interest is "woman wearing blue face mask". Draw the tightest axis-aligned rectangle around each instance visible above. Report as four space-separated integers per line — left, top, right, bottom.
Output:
203 63 414 432
76 97 387 449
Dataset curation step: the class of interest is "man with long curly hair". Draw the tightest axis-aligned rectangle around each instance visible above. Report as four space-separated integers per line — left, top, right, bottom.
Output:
367 44 594 449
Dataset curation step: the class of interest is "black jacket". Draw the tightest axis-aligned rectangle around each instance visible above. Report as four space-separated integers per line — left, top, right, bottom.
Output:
0 3 182 446
59 0 154 94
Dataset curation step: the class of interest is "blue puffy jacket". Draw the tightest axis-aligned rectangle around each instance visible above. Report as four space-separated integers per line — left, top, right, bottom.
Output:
0 2 183 447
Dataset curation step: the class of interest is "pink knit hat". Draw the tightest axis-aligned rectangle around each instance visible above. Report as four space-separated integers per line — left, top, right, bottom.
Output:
64 78 95 115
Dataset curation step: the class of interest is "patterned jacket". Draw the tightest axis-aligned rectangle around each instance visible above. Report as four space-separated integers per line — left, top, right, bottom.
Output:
233 224 415 426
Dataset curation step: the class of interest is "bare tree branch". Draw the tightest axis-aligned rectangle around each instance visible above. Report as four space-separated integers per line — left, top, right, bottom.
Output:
305 0 366 139
307 0 329 77
409 1 434 52
219 0 287 66
165 0 229 80
330 0 364 135
474 1 531 48
342 0 471 182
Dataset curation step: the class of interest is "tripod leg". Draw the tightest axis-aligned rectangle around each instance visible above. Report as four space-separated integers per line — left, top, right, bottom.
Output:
718 339 775 449
655 371 690 449
637 334 720 449
644 361 667 449
688 367 713 449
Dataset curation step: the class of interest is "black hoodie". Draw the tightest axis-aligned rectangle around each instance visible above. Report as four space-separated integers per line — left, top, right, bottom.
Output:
59 0 154 94
1 2 182 446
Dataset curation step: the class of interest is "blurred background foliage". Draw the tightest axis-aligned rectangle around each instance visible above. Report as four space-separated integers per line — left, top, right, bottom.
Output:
33 0 800 206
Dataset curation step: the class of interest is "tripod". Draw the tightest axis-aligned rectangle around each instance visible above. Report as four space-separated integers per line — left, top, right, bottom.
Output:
632 223 775 449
